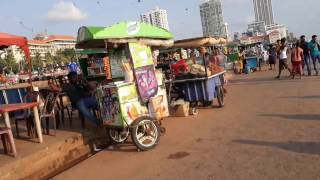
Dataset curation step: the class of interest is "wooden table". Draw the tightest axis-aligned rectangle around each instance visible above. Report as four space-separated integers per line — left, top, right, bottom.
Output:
0 102 43 143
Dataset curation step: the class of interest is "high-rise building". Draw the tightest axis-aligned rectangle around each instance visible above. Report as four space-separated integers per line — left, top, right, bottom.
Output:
253 0 275 25
140 7 170 30
200 0 226 38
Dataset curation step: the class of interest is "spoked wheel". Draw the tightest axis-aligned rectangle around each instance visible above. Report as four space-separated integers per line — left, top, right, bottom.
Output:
216 86 225 108
131 116 160 151
106 127 130 144
189 107 199 115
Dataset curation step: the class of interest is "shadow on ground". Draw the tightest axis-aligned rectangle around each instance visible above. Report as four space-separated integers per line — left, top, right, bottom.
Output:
233 139 320 155
280 96 320 99
260 114 320 121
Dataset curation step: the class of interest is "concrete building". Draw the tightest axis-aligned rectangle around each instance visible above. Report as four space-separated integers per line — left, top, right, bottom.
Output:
247 21 267 36
200 0 226 38
0 45 25 63
266 24 287 39
28 35 76 58
253 0 275 25
0 34 76 64
140 7 170 30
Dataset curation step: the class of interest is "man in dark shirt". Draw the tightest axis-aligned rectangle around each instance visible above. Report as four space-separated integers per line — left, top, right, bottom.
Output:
49 72 99 126
300 35 311 76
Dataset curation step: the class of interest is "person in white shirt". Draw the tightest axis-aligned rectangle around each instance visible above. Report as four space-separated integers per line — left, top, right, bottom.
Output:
276 38 292 79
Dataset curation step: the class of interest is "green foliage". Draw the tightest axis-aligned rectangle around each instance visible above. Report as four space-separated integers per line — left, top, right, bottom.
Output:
0 50 19 73
31 52 43 70
54 48 78 66
30 48 78 69
44 52 54 65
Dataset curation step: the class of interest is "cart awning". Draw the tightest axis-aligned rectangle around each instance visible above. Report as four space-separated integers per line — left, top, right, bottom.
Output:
76 22 174 48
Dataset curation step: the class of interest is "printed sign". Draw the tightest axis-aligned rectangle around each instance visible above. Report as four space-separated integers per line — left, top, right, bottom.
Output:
96 84 144 126
109 49 129 78
126 21 141 36
96 86 122 126
134 65 158 102
129 42 154 69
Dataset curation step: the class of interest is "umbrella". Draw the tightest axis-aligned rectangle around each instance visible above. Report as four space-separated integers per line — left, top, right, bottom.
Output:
0 32 31 62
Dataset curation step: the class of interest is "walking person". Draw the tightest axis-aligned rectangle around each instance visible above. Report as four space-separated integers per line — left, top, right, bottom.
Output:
308 35 320 76
300 35 311 76
291 41 304 79
275 38 292 79
268 44 276 70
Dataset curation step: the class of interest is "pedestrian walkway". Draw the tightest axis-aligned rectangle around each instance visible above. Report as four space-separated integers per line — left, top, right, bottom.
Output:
54 71 320 180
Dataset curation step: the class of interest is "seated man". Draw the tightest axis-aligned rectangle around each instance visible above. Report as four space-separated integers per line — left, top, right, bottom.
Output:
49 72 100 126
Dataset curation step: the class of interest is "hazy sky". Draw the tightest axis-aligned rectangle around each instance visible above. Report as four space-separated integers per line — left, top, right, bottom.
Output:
0 0 319 40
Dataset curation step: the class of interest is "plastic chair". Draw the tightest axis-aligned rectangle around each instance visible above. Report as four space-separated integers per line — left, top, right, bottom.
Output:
39 92 59 135
0 128 17 157
14 91 41 138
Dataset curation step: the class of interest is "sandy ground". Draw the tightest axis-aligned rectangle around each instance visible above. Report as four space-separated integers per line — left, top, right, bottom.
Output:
54 71 320 180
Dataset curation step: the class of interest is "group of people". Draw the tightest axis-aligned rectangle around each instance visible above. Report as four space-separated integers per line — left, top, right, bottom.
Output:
269 35 320 79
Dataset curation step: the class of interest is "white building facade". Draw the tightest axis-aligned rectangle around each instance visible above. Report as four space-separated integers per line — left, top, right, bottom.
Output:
200 0 226 38
266 24 287 39
247 21 267 36
28 35 76 58
140 7 170 30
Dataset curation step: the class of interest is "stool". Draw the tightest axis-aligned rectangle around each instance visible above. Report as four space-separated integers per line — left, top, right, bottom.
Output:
0 128 17 157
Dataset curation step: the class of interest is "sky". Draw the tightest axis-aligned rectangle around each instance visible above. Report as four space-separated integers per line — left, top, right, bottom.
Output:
0 0 319 40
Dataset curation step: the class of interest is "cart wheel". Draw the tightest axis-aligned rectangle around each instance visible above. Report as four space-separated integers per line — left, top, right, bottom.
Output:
160 127 166 135
189 107 199 115
216 86 225 108
131 116 160 151
106 127 130 144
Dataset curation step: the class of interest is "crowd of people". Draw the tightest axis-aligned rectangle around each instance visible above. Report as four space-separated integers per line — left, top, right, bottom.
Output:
271 35 320 79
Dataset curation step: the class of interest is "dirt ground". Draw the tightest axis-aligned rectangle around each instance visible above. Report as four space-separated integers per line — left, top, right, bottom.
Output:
54 71 320 180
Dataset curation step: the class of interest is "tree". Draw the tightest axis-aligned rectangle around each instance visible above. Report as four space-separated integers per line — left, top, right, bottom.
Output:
44 52 54 66
55 48 78 65
31 52 43 70
1 50 19 74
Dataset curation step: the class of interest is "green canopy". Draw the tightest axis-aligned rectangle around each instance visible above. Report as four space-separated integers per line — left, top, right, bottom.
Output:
77 22 174 48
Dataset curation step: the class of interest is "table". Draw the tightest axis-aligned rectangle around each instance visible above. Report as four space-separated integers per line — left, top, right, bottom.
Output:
0 102 43 143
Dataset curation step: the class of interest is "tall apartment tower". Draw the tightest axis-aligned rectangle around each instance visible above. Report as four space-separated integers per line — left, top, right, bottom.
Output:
140 7 170 30
253 0 275 25
200 0 226 38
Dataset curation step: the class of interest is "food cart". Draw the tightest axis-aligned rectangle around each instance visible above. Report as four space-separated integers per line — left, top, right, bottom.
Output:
164 37 227 115
76 22 173 151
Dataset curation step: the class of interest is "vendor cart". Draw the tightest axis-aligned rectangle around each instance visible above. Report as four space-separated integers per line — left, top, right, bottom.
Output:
165 37 227 114
76 22 173 151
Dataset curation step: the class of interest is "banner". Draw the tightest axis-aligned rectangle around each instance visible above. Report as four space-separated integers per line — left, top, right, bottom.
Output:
129 42 154 68
134 65 158 102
